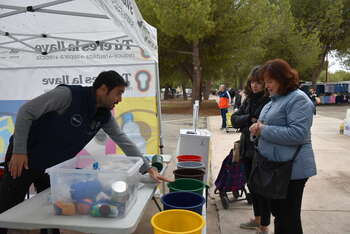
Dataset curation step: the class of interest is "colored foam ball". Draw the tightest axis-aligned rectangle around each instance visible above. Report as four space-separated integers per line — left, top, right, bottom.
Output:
76 198 93 214
70 180 102 202
54 201 76 216
99 204 111 217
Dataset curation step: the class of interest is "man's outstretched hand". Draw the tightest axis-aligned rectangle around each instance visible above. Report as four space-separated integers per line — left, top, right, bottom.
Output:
9 154 29 179
147 167 173 183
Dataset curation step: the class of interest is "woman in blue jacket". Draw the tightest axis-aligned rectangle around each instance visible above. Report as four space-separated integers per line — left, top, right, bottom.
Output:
249 59 317 234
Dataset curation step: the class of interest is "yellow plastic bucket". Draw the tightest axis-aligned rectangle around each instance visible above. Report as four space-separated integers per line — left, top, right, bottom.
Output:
151 209 205 234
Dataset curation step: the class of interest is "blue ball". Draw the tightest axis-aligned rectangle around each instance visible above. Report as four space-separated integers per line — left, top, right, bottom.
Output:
71 180 102 202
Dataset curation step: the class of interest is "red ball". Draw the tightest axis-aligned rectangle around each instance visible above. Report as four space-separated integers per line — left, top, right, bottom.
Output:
99 204 111 217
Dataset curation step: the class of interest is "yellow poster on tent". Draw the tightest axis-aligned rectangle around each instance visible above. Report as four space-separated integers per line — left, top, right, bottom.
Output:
113 96 160 155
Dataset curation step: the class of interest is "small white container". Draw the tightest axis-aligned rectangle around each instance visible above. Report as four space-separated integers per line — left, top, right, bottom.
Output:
46 155 143 218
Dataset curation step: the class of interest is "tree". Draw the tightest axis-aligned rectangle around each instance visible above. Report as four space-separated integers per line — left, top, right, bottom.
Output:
137 0 271 100
289 0 349 83
136 0 195 100
333 0 350 68
259 0 321 81
147 0 215 103
319 70 350 82
137 0 326 96
200 0 270 89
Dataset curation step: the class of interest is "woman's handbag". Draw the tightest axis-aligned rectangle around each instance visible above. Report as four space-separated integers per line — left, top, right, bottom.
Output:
248 145 302 199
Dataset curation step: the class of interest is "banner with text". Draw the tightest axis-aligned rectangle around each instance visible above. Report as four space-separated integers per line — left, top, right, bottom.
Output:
0 64 159 161
0 36 153 68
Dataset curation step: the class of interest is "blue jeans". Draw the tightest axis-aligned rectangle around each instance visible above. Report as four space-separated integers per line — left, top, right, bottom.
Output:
220 108 228 128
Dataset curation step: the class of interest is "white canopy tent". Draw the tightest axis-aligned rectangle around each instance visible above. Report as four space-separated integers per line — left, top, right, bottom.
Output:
0 0 162 161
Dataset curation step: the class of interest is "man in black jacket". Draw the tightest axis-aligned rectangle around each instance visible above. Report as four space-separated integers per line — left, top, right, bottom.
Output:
0 71 169 233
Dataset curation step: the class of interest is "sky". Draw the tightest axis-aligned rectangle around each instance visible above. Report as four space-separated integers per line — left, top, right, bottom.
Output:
328 52 350 73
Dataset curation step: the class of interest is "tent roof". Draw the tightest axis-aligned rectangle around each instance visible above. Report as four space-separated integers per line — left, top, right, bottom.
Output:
0 0 157 61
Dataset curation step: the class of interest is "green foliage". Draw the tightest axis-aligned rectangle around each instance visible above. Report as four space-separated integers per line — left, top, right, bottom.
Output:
261 0 321 81
136 0 350 89
290 0 344 46
335 0 350 68
335 0 350 53
138 0 272 89
319 70 350 82
152 0 215 42
289 0 350 81
201 0 271 87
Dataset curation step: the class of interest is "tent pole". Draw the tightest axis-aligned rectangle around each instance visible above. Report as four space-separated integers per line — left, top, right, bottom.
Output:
0 9 26 18
36 9 108 19
0 0 73 18
0 4 23 10
154 61 163 154
32 0 73 10
2 32 37 51
0 45 36 53
0 36 38 46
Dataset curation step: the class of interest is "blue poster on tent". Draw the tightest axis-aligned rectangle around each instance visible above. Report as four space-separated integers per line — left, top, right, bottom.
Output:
0 100 26 162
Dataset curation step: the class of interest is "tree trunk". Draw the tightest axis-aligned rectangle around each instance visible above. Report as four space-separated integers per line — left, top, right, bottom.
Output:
192 40 202 104
202 80 211 100
181 83 188 100
312 45 330 84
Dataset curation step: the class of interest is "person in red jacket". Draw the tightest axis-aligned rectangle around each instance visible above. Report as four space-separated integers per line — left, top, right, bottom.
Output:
217 84 231 129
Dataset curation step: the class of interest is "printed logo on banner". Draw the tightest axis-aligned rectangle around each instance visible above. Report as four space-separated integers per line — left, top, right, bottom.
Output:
34 40 134 54
136 20 157 51
0 38 153 67
140 48 151 59
135 70 151 92
9 49 19 54
71 114 83 127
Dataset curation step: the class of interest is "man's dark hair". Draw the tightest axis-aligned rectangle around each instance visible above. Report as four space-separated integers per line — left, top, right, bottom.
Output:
93 70 129 92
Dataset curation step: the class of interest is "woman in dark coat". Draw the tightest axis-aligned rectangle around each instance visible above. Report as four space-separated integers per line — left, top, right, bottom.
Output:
231 66 271 234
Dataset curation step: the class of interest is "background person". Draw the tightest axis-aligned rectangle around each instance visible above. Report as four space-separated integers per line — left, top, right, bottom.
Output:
308 87 318 115
217 84 231 129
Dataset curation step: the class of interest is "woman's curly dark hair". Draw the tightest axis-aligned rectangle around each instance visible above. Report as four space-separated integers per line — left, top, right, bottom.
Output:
259 59 299 95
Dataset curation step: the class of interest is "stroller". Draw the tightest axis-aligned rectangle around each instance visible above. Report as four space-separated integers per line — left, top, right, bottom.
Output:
225 108 239 133
214 148 252 209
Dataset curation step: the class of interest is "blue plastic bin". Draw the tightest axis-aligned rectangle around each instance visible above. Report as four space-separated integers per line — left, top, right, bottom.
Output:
160 191 205 215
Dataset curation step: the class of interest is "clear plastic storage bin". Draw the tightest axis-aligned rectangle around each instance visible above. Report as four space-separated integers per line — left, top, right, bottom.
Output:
46 155 143 218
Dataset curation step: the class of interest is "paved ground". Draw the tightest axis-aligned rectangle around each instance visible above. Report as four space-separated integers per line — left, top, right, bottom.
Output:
316 104 350 120
209 105 350 234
